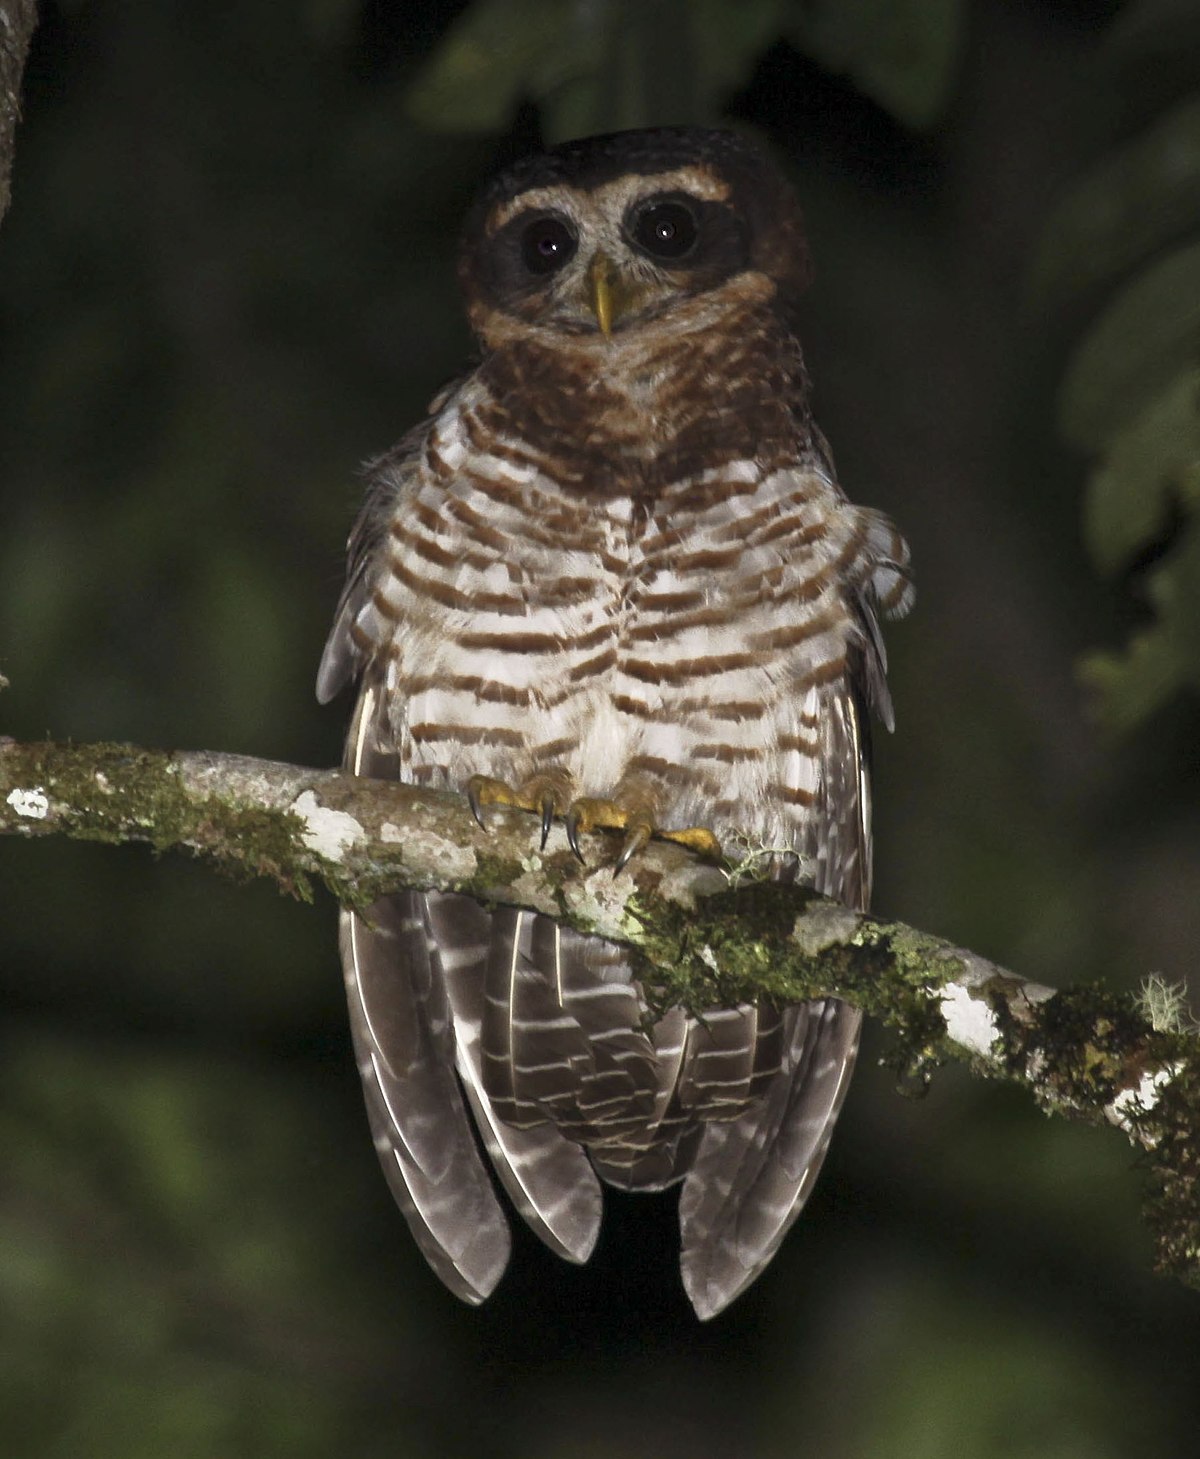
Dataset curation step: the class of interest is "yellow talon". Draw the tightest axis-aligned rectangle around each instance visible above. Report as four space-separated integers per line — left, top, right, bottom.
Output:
661 825 722 859
467 775 721 867
563 794 721 869
466 774 530 825
565 798 618 861
466 771 573 849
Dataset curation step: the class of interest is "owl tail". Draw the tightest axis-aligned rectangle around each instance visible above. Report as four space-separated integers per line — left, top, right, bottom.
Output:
678 999 861 1319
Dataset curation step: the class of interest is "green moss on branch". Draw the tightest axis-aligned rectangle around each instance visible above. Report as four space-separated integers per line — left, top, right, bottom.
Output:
2 735 1199 1291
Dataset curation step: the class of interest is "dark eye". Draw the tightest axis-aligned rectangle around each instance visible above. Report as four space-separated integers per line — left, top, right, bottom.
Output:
520 215 577 275
632 201 698 260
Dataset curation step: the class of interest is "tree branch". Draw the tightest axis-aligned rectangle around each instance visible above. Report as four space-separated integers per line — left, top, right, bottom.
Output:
2 734 1197 1288
0 0 38 228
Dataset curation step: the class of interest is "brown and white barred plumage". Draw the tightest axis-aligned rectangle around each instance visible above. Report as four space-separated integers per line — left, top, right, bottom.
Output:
317 128 913 1319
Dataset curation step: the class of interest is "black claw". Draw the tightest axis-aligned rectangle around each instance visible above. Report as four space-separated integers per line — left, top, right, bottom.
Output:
539 797 555 850
467 786 489 831
565 812 586 864
614 823 651 874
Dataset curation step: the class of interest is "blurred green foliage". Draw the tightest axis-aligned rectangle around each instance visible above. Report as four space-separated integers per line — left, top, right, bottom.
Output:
0 1031 406 1459
407 0 963 140
2 2 1199 1457
1034 0 1200 733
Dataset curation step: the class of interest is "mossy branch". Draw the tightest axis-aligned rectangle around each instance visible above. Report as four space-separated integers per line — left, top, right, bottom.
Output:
2 734 1197 1289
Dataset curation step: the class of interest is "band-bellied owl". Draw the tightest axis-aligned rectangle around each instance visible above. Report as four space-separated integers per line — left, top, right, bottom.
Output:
317 126 913 1319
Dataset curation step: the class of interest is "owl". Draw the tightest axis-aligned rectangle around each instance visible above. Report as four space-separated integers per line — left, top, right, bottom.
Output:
317 127 913 1319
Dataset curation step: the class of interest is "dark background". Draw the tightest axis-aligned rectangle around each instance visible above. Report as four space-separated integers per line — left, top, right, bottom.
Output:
2 1 1199 1455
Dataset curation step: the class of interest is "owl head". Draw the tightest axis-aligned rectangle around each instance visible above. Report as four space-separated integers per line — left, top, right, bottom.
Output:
458 127 811 349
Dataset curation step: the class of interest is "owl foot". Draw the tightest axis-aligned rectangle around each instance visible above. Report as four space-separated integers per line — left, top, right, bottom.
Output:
564 797 721 872
467 782 718 869
467 775 720 869
467 771 572 850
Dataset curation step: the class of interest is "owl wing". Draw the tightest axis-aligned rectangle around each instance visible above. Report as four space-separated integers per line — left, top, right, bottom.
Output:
316 424 427 708
338 678 513 1302
678 615 882 1319
321 430 611 1298
320 430 514 1300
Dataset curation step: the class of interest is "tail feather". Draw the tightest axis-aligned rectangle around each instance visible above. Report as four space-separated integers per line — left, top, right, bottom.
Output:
459 1076 602 1265
678 1002 786 1119
342 897 511 1304
678 1000 860 1319
481 909 593 1127
433 894 603 1265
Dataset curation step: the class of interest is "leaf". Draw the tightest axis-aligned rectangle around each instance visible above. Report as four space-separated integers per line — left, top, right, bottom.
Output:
1080 630 1181 737
783 0 965 131
1032 94 1200 311
1080 513 1200 734
1058 241 1200 453
1151 511 1200 679
687 0 791 100
1042 4 1200 733
546 0 787 141
405 0 579 135
405 0 967 141
406 0 789 140
1083 368 1200 576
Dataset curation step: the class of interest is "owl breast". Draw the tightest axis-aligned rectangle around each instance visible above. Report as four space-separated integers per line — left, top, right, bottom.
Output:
354 384 870 847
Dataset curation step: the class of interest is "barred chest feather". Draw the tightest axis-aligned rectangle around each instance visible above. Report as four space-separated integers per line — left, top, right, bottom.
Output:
352 375 906 848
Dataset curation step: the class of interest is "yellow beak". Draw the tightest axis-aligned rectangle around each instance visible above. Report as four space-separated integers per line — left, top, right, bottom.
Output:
586 252 616 338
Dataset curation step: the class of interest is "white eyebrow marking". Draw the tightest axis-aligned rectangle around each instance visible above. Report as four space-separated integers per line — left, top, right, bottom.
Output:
486 166 731 234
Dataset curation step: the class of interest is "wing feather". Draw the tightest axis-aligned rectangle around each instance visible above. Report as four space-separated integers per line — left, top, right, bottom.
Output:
315 425 428 706
336 675 514 1300
342 894 511 1303
676 664 876 1318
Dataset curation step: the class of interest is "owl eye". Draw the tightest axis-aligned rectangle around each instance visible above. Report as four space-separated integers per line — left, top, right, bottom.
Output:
631 200 699 260
520 215 578 276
